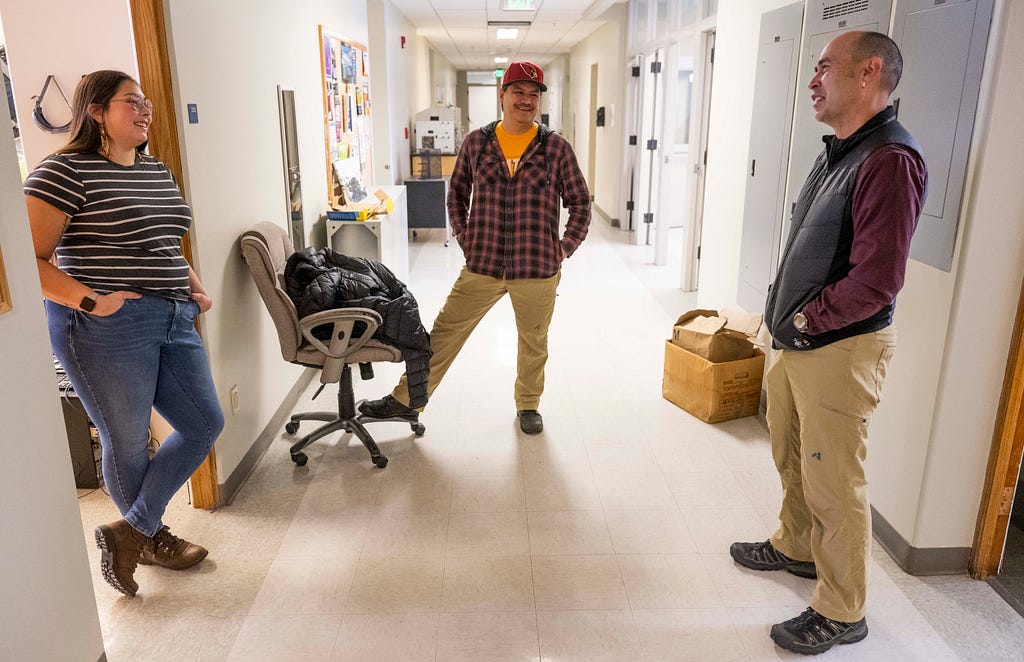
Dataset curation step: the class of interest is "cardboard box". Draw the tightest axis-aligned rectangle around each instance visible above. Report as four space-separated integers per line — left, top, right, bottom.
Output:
662 341 765 423
670 308 763 363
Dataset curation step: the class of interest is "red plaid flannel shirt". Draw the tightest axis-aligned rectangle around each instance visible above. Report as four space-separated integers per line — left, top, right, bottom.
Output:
447 121 592 279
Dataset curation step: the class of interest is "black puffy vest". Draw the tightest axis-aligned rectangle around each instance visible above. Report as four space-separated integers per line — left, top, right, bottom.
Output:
765 108 922 350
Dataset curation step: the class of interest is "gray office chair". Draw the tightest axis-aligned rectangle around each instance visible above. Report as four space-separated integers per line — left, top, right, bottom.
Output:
239 222 425 468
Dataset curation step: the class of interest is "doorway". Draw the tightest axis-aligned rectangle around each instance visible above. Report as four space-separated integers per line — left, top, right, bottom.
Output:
466 71 499 133
681 29 715 291
972 272 1024 614
633 48 664 248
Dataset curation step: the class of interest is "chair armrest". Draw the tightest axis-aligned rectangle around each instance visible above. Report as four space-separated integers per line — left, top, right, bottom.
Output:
298 307 383 361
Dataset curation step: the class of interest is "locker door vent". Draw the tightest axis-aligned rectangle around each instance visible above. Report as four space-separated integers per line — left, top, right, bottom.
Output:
822 0 869 20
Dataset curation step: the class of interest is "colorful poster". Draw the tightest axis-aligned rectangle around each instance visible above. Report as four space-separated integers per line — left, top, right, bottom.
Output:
341 44 357 83
319 27 372 208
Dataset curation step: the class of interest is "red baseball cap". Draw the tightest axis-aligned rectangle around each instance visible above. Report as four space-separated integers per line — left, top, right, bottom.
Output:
501 61 546 92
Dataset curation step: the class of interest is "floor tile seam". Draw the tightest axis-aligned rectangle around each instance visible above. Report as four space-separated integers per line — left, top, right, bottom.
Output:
587 223 691 327
724 605 782 660
518 475 545 621
244 557 361 619
695 549 741 616
612 552 654 662
434 509 453 661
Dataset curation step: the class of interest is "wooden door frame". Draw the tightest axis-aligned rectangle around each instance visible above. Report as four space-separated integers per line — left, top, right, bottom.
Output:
129 0 219 509
970 271 1024 578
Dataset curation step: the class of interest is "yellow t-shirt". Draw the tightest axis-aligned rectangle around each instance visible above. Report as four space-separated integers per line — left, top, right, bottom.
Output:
495 122 539 176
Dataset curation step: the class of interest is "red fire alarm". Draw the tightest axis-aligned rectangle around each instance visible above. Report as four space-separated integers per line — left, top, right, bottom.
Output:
404 127 409 139
401 35 406 49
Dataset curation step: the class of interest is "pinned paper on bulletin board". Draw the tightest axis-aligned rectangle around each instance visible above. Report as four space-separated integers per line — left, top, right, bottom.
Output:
319 26 373 209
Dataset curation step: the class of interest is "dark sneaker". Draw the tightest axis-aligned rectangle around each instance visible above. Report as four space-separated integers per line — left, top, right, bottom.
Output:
95 519 154 597
139 525 208 570
517 410 543 435
359 395 419 422
730 539 817 578
770 607 868 655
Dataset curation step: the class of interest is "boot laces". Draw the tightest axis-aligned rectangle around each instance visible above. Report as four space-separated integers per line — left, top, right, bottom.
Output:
153 526 184 552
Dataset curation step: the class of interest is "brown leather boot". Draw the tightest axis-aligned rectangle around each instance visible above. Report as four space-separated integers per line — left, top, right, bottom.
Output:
138 526 208 570
94 519 153 596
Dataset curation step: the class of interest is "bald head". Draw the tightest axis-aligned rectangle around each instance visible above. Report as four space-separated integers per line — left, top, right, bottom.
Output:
849 31 903 94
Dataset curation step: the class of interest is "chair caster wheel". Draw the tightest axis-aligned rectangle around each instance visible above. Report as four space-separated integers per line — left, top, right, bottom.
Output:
373 456 388 468
412 423 426 436
292 452 308 466
285 421 300 434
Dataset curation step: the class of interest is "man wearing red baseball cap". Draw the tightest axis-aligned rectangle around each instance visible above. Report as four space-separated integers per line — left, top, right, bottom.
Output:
361 60 591 435
501 61 548 92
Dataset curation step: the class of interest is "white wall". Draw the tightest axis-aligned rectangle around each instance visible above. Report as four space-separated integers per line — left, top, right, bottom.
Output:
568 1 628 219
876 0 1024 549
414 36 432 113
0 73 105 662
0 0 138 169
368 0 418 185
430 49 457 106
696 0 1024 552
162 0 371 481
696 0 795 310
540 54 568 133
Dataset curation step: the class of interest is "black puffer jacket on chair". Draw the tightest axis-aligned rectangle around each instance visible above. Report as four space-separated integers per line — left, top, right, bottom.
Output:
284 248 431 409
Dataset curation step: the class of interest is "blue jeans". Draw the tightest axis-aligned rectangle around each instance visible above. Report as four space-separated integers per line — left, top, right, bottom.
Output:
46 296 224 537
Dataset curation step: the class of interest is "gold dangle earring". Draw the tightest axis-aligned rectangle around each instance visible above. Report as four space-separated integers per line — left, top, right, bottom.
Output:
99 123 110 158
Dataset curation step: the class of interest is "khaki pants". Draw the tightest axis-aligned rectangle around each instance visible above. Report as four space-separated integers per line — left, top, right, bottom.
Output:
766 327 897 623
391 267 560 410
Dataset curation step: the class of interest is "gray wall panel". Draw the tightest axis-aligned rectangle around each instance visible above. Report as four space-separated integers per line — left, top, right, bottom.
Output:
893 0 995 272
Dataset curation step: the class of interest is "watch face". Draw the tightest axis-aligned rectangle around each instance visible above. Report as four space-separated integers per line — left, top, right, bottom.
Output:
80 295 96 312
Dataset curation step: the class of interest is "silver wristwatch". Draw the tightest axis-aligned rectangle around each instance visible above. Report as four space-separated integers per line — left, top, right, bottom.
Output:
794 311 808 333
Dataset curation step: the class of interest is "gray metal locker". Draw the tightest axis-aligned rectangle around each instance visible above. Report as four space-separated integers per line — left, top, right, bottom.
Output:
781 0 894 246
892 0 994 272
737 2 805 313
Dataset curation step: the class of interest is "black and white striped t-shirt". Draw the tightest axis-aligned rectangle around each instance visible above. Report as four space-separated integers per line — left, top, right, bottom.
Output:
24 152 192 300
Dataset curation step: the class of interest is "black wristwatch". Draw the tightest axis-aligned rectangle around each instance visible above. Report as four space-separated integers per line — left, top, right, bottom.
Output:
80 292 98 313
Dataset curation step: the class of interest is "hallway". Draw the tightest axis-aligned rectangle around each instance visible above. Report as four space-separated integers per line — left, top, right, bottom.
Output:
77 221 1024 661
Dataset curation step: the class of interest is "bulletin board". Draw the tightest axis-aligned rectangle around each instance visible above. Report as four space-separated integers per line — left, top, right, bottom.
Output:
318 26 374 209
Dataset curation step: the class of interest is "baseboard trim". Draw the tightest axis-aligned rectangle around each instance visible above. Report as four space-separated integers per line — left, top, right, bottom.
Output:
871 505 971 575
219 368 317 505
593 203 620 228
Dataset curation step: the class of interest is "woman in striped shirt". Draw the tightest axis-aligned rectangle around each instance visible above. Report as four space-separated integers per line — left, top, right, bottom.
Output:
24 70 223 597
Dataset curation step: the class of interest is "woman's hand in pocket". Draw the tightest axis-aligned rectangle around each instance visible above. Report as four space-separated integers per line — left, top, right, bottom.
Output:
94 291 143 317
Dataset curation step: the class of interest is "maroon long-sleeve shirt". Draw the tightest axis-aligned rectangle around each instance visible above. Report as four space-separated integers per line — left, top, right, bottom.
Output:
803 144 927 335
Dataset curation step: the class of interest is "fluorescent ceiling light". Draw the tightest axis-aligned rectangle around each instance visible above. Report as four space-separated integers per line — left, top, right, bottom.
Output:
496 28 519 40
495 56 509 63
502 0 535 9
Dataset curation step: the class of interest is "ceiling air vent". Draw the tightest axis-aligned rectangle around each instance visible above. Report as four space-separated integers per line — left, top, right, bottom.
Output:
822 0 869 20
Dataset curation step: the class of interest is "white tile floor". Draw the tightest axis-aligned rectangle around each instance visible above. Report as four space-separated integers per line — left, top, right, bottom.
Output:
78 221 1024 660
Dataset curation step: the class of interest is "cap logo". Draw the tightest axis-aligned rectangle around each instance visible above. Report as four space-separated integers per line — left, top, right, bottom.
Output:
521 63 538 80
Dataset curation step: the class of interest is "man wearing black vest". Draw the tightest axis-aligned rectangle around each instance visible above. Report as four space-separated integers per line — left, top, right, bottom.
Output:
730 31 927 655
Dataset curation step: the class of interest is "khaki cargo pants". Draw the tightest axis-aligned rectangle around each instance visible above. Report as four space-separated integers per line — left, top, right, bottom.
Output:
766 326 897 623
391 267 560 411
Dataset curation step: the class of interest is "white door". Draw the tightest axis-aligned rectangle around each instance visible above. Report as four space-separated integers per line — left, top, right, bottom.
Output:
633 48 665 247
467 85 498 133
619 55 643 232
680 30 715 291
654 37 698 266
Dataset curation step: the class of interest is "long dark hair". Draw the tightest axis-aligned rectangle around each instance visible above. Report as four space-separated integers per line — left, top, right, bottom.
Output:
57 70 145 155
